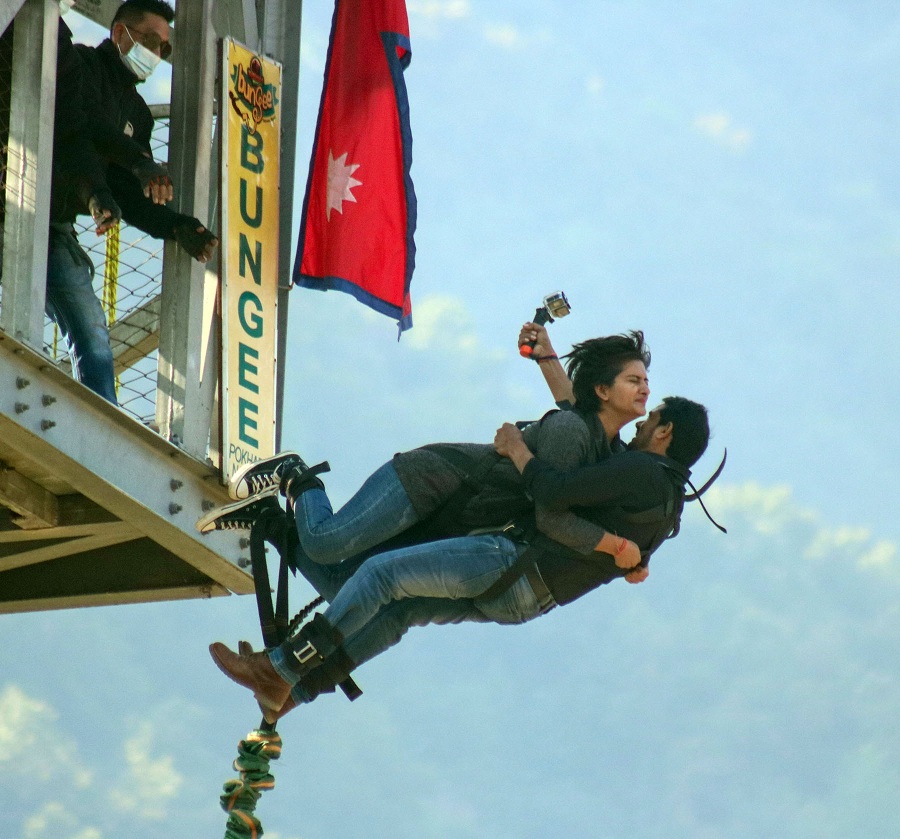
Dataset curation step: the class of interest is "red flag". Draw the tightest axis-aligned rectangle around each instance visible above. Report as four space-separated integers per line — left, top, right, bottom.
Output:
294 0 416 332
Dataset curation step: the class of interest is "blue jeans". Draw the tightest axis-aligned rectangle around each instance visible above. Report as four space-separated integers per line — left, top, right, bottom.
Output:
270 534 546 698
45 225 117 404
289 544 365 602
293 461 419 565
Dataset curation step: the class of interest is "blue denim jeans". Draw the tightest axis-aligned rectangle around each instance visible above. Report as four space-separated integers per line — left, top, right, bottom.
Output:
289 543 364 602
293 461 419 565
45 225 117 404
270 534 545 698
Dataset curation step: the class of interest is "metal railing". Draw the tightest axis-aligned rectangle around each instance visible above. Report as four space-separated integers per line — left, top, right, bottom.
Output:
0 28 172 427
1 0 291 467
42 107 172 424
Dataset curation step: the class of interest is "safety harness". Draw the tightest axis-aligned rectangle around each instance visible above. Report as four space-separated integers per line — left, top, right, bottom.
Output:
246 503 363 702
426 423 727 609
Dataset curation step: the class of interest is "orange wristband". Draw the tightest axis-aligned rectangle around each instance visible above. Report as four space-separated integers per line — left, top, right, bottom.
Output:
614 537 627 556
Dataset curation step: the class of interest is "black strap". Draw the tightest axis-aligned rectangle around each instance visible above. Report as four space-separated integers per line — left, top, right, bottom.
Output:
248 506 363 702
476 547 535 603
249 507 288 649
682 450 728 534
685 449 727 501
283 460 331 501
685 479 727 534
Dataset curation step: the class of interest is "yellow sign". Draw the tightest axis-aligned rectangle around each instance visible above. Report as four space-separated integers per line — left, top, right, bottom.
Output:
220 38 282 482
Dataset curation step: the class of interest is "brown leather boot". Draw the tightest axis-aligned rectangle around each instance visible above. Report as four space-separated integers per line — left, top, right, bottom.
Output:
209 642 292 720
263 693 298 723
235 641 299 723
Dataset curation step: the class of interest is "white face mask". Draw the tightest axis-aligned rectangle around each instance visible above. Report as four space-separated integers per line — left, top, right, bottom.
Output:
117 26 161 81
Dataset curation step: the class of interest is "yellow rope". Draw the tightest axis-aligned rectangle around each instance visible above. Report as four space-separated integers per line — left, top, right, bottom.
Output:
102 223 119 320
102 223 120 396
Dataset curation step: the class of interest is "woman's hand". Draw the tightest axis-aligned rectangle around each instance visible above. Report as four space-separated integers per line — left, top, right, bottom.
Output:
613 538 641 569
596 532 642 569
519 321 555 359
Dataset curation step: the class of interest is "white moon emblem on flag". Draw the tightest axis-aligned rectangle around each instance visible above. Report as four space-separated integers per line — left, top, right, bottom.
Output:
326 150 362 220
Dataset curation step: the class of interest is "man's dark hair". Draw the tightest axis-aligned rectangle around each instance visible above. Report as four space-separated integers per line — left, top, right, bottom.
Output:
564 330 650 414
112 0 175 27
658 396 709 467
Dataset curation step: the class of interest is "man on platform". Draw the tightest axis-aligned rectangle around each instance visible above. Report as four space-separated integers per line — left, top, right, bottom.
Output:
48 0 217 403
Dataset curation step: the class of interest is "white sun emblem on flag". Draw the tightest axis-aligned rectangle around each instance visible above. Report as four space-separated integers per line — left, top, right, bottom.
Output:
326 150 362 220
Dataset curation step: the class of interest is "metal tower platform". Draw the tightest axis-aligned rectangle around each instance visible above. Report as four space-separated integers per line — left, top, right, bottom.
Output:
0 330 253 613
0 0 300 612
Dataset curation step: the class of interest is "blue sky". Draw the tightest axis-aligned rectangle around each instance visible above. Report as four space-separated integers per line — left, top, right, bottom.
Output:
2 2 899 837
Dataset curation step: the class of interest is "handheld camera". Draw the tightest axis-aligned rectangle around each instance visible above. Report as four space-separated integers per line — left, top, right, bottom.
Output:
519 291 572 357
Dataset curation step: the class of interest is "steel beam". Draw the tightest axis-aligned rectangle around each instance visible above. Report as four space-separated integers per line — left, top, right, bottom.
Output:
212 0 260 49
0 0 27 35
0 0 56 347
0 520 139 572
0 466 60 528
156 0 219 460
0 332 255 595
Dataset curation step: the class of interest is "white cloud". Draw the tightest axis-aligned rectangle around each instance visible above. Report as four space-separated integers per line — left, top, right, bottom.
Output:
22 803 102 839
858 539 897 569
0 684 52 751
703 482 898 574
704 481 816 536
403 294 501 358
481 23 553 50
407 0 471 39
482 22 525 49
693 111 752 152
804 525 870 559
109 721 183 820
0 685 92 787
586 74 605 96
408 0 471 20
805 527 897 573
1 687 98 839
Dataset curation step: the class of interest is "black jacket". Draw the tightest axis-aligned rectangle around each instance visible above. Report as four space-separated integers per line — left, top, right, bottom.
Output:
52 36 192 238
521 451 690 606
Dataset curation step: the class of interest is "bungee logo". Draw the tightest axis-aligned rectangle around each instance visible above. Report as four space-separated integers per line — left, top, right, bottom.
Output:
229 56 278 132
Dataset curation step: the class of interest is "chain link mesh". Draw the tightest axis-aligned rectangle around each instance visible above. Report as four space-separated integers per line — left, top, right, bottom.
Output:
1 20 214 430
1 22 13 278
40 113 171 425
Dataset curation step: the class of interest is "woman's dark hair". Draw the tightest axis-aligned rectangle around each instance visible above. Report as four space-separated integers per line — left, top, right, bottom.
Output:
564 330 650 414
113 0 176 26
658 396 710 467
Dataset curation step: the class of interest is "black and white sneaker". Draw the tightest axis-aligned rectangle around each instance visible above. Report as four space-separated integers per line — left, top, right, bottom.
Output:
196 486 282 534
228 452 305 500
